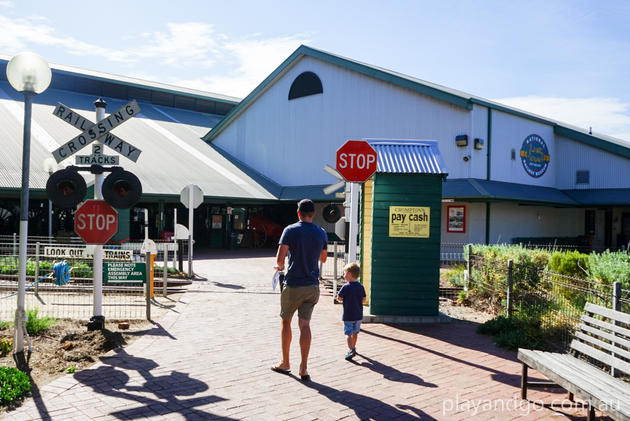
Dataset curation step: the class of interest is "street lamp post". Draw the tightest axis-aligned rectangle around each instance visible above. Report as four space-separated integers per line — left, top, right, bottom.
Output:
6 52 51 371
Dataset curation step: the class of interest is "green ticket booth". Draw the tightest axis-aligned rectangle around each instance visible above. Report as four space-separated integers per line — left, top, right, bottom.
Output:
360 140 447 316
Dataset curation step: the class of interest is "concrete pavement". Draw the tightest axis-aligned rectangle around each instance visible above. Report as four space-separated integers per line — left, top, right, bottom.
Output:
6 250 607 420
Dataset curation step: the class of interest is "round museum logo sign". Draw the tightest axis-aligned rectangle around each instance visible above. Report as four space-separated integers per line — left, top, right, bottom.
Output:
520 134 550 178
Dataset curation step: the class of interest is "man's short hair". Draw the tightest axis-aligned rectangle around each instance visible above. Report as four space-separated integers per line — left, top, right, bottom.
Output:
297 199 315 215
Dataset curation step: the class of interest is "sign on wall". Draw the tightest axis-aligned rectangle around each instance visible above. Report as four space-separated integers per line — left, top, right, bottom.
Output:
388 206 430 238
520 134 550 178
446 206 466 233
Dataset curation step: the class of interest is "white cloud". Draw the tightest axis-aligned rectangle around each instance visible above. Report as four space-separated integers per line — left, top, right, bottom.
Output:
493 96 630 144
173 35 310 97
0 1 12 8
0 13 307 98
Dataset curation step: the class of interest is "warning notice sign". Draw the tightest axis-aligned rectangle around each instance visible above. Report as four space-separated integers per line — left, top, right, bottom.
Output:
388 206 431 238
104 262 146 284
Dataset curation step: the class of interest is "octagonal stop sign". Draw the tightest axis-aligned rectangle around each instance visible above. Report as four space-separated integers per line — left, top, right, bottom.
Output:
336 140 378 183
74 200 118 244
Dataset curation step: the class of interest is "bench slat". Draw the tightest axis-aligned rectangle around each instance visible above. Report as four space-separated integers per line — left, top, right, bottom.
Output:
575 331 630 361
581 315 630 343
579 323 630 352
585 302 630 325
519 349 630 419
571 339 630 376
557 352 630 398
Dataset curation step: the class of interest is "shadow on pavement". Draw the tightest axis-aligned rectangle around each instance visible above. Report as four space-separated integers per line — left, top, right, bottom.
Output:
125 321 177 340
351 353 438 387
361 324 524 386
211 281 246 290
297 378 437 420
74 348 235 421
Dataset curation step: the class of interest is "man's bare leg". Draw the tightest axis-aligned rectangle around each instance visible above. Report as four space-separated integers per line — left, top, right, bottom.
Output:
298 317 311 376
274 318 292 371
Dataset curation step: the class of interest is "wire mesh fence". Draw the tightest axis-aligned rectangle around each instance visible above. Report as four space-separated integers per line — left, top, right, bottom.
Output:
467 253 629 350
0 238 184 322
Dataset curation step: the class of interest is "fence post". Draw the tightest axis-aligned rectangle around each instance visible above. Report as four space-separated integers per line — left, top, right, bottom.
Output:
163 246 168 297
13 232 17 256
612 281 621 377
507 259 514 317
35 242 40 295
333 242 338 302
145 252 151 321
465 244 472 291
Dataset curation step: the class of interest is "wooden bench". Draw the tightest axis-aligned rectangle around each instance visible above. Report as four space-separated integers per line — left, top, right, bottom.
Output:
518 303 630 421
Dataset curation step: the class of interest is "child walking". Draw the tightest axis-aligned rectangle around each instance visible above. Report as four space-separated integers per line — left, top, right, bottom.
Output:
336 262 367 360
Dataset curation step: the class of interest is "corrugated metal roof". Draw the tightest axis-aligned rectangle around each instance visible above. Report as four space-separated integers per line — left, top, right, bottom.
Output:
563 189 630 206
367 139 447 175
0 81 276 200
443 179 578 205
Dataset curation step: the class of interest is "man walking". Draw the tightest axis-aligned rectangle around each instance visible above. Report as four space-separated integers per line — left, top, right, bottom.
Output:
272 199 328 381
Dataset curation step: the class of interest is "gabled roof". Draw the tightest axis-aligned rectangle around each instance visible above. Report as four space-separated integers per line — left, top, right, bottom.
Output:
202 45 630 160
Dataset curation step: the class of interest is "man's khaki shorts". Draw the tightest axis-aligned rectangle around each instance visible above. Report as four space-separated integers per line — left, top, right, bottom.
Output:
280 285 320 321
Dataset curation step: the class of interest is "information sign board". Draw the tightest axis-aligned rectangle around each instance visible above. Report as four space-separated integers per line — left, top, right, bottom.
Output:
104 262 146 284
388 206 431 238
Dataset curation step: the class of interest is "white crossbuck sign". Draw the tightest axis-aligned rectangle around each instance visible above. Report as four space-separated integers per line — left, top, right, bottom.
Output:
51 100 143 163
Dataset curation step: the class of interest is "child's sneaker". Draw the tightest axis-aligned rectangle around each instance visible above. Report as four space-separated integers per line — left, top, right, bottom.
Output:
351 348 357 357
344 349 355 360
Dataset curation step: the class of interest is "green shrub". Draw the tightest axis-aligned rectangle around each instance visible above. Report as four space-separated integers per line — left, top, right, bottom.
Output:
65 365 76 374
0 366 31 405
477 315 545 351
0 338 12 356
0 321 11 330
588 250 630 288
547 250 589 277
444 265 466 287
26 309 56 335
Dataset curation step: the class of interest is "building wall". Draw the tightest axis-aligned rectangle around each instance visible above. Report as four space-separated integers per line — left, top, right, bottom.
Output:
441 202 487 245
488 203 584 244
555 135 630 189
490 110 556 187
213 56 472 186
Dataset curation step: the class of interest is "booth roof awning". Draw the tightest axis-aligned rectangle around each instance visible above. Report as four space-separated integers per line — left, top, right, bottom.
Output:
563 189 630 206
367 139 447 175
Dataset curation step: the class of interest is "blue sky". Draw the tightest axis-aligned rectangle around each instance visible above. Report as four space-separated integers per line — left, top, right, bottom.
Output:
2 0 629 142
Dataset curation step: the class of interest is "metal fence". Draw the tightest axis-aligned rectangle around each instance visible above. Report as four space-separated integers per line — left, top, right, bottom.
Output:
0 238 182 322
467 253 630 350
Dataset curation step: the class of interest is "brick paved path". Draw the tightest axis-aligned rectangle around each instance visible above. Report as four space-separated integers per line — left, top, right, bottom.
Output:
6 250 608 420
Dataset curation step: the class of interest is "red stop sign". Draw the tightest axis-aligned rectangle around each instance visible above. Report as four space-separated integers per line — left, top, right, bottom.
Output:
74 200 118 244
336 140 378 183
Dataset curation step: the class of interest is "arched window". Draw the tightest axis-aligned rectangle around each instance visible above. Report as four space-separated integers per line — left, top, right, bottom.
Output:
288 71 323 100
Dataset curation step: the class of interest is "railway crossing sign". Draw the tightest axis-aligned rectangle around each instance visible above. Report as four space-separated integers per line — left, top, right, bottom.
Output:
74 200 118 244
76 144 119 165
51 100 142 163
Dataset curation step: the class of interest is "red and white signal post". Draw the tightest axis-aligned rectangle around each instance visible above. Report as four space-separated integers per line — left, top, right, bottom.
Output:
336 140 378 263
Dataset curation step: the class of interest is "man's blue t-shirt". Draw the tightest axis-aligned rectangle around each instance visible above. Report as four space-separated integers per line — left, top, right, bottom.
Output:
279 221 328 287
338 281 366 321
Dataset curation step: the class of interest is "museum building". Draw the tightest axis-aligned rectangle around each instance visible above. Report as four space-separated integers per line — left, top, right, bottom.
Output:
1 46 630 251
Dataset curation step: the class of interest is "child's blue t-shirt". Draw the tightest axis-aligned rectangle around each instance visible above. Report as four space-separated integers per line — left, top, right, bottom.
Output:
338 281 366 321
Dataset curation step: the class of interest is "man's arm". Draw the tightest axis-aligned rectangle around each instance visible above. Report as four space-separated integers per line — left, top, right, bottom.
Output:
275 244 289 271
319 249 327 263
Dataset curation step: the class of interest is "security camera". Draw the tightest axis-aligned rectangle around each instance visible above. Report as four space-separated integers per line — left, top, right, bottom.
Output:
463 155 471 162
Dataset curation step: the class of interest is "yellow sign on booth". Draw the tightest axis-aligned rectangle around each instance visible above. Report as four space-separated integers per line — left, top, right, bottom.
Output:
388 206 430 238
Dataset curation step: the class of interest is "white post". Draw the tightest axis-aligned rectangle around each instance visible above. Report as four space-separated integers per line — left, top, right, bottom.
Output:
91 99 106 329
172 208 177 269
347 182 360 263
144 208 149 240
163 244 168 296
188 188 194 278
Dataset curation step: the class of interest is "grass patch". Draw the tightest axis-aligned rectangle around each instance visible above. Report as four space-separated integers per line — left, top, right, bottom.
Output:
26 309 56 335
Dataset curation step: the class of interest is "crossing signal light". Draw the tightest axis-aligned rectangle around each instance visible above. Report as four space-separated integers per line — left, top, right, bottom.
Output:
102 169 142 209
322 204 342 223
45 168 87 208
